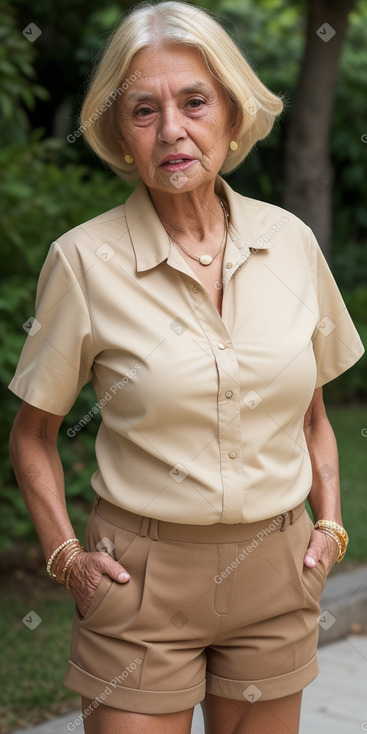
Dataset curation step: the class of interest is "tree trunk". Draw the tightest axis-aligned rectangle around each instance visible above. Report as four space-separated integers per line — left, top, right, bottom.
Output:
283 0 355 257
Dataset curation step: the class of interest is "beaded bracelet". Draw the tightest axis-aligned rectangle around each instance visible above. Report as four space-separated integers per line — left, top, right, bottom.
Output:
55 540 82 568
50 540 82 580
46 538 79 578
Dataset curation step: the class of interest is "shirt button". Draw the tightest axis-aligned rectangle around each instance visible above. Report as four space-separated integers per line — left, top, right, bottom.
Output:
192 285 199 293
225 390 233 399
218 343 226 350
225 262 233 269
228 450 237 459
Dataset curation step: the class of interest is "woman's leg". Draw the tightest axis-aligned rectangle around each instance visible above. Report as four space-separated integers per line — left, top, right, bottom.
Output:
82 696 194 734
201 690 303 734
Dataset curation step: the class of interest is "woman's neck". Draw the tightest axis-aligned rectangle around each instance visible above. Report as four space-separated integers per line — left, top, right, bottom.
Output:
148 182 224 243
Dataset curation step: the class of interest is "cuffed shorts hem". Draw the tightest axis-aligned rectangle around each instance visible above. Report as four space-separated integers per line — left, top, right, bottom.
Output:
64 654 319 714
63 661 206 714
206 653 319 702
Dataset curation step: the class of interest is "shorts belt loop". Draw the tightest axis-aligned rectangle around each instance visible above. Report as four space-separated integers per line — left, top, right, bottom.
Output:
149 519 160 541
280 508 296 532
139 516 151 537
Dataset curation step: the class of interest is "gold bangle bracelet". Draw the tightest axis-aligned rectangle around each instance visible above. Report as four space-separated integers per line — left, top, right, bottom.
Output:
314 520 349 562
314 520 348 544
316 528 342 559
55 541 83 567
56 548 85 585
64 554 84 590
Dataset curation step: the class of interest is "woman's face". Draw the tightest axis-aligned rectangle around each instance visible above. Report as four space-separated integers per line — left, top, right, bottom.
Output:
117 44 237 195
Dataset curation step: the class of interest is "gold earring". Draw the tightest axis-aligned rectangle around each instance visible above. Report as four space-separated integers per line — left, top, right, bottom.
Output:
124 154 134 164
229 140 238 151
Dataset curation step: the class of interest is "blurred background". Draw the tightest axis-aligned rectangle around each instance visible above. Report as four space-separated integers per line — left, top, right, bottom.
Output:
0 0 366 730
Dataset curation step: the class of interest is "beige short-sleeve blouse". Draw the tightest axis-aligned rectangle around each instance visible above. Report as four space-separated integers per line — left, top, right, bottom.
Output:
9 177 364 524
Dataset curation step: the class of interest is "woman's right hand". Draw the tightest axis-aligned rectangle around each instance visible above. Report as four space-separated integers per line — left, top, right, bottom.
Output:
67 551 130 617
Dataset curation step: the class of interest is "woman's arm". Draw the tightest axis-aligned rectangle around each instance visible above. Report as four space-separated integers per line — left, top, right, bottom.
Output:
9 401 76 559
9 401 130 614
303 386 341 573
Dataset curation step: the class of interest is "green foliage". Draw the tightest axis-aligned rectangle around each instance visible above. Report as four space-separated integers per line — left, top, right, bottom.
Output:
74 5 127 77
219 0 305 203
317 1 367 402
327 405 367 561
0 4 48 144
330 2 367 283
0 136 132 549
0 591 77 729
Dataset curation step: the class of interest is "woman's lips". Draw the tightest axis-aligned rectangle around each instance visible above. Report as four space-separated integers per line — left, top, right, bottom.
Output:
159 159 197 172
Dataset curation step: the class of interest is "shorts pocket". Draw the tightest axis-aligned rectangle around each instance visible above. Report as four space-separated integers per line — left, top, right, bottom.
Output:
301 559 327 604
80 573 113 622
284 510 328 607
78 510 145 625
79 531 150 632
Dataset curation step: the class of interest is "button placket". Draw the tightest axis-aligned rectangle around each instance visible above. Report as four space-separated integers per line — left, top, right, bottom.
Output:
215 344 244 522
179 269 245 524
221 234 252 286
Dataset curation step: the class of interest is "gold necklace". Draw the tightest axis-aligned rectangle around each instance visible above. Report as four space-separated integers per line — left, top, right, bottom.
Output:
167 198 229 266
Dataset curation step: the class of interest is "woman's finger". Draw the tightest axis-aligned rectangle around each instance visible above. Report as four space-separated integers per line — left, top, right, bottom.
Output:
304 529 338 573
67 551 131 616
85 551 131 582
72 552 131 590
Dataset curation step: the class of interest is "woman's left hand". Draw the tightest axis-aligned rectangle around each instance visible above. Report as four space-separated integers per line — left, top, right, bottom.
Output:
304 529 339 577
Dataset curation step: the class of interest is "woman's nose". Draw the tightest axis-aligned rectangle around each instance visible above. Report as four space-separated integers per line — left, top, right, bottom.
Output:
158 106 187 144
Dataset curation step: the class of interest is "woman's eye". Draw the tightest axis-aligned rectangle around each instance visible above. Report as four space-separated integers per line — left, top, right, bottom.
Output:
187 98 204 109
135 107 153 117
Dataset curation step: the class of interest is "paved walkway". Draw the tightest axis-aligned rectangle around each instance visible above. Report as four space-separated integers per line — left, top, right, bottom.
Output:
12 566 367 734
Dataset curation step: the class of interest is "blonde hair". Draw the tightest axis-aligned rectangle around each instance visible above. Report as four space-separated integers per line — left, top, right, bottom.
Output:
80 1 283 181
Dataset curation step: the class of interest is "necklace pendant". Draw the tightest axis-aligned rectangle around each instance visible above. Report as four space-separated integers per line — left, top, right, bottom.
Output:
199 254 213 266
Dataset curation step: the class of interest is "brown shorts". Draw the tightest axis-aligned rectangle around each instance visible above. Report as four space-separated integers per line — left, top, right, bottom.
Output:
63 496 326 714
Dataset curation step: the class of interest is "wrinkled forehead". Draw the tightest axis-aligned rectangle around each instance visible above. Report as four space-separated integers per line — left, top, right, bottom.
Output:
121 44 229 105
127 45 216 85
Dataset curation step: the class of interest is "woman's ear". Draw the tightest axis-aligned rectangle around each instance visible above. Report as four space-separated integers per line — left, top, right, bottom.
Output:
115 129 126 156
230 108 242 142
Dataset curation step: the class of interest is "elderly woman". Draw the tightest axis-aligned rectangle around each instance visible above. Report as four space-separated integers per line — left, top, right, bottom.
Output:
9 2 364 733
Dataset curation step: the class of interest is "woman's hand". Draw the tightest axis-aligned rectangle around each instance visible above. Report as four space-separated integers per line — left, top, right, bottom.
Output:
67 551 130 617
304 528 339 577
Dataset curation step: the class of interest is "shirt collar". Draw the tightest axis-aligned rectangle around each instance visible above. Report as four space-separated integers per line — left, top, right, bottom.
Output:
125 176 275 273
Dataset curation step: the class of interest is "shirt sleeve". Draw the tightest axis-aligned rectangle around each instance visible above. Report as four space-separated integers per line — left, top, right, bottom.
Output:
309 229 365 388
8 241 96 415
